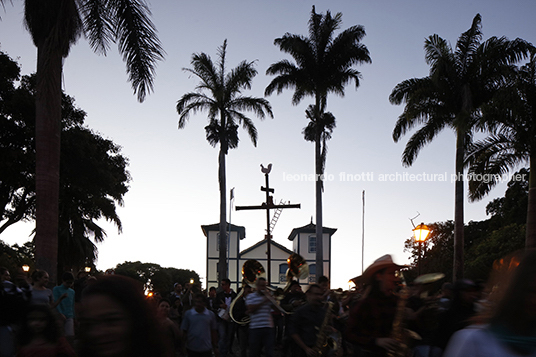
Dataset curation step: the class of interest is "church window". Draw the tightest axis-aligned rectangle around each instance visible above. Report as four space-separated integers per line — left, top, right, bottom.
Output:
308 235 316 253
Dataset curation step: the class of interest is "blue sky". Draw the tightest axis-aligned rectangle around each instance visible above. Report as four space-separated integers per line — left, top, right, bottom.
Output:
1 0 535 288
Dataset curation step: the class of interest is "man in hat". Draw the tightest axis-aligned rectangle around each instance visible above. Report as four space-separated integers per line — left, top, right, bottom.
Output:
345 254 406 356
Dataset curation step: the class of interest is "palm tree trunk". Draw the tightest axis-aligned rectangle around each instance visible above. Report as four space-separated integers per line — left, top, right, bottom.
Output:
453 129 465 280
526 154 536 248
218 144 228 283
34 42 63 284
315 108 324 281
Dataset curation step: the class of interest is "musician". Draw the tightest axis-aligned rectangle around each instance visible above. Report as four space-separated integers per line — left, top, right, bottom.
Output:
280 281 306 356
289 283 332 357
245 277 275 357
233 284 252 357
215 278 237 357
281 281 306 313
345 254 405 357
207 286 218 313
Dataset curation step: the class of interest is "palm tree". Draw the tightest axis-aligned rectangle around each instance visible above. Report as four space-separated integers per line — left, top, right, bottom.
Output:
265 6 370 279
466 50 536 248
21 0 163 283
176 40 273 282
0 0 164 283
390 14 530 280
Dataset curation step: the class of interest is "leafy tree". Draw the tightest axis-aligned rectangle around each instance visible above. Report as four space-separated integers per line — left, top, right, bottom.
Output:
265 6 370 278
406 169 529 282
1 0 164 283
465 223 525 280
176 40 273 282
390 14 530 280
466 50 536 247
114 261 201 295
0 51 130 277
485 168 529 230
0 240 34 275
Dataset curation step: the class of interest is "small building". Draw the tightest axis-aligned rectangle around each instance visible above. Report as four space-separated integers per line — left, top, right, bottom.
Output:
287 222 337 284
202 223 246 290
202 221 337 291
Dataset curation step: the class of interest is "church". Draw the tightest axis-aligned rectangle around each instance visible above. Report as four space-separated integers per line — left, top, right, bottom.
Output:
202 221 337 291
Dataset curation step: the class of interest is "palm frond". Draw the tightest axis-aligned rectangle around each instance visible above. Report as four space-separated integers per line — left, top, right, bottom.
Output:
79 0 113 55
184 58 220 99
424 34 452 70
111 0 165 102
176 92 216 128
455 14 482 74
227 111 258 146
326 25 371 71
467 134 527 201
225 60 257 95
401 118 448 166
228 96 273 120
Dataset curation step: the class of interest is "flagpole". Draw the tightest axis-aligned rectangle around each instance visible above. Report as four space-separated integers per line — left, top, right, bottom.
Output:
228 188 234 269
362 190 365 274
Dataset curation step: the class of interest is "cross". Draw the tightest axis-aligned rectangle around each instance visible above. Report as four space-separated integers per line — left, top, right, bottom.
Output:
235 163 300 285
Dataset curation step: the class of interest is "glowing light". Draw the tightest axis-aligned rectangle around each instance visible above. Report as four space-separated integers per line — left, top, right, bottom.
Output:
413 223 430 242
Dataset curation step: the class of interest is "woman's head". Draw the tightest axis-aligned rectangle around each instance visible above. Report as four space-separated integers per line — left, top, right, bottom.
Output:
18 305 59 345
31 269 49 286
79 275 165 357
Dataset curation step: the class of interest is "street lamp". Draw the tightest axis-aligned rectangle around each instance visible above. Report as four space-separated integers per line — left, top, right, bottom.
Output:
413 223 430 276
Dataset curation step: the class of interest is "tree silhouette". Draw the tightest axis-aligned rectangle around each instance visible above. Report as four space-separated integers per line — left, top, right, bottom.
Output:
1 0 163 283
176 40 272 282
265 6 370 278
390 14 530 279
466 52 536 248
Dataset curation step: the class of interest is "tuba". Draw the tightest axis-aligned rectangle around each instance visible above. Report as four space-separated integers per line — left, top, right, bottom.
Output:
283 253 309 291
229 260 266 325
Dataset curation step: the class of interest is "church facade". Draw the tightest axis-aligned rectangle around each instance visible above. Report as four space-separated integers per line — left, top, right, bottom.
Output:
202 222 337 291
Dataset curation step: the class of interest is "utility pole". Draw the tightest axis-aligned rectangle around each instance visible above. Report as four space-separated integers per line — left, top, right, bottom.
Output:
235 164 300 285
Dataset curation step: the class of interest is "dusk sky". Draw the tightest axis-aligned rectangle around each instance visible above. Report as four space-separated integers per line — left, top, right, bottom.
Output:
1 0 535 289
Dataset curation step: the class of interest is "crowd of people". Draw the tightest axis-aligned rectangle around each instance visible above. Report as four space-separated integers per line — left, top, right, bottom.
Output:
2 249 536 357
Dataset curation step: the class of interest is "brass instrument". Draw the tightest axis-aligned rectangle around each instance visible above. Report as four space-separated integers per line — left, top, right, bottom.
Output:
260 288 290 315
229 260 266 325
229 254 308 324
313 301 340 357
283 253 309 291
413 273 445 285
388 274 421 357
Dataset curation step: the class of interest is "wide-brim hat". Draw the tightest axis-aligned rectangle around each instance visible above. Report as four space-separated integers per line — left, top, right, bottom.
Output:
358 254 407 286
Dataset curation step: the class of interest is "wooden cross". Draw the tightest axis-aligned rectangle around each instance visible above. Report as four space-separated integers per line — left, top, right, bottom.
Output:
235 164 300 285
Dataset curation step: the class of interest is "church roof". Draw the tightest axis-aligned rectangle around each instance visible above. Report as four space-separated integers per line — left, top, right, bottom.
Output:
239 238 293 256
287 222 337 241
201 223 246 240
